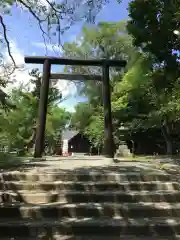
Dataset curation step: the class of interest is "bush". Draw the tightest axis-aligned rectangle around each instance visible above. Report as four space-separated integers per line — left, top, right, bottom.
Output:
0 152 25 169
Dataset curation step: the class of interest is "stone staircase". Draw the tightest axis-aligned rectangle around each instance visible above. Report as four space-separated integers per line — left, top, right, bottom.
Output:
0 162 180 239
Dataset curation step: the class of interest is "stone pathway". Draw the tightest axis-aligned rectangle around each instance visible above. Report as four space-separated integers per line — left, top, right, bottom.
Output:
13 155 170 173
1 156 180 238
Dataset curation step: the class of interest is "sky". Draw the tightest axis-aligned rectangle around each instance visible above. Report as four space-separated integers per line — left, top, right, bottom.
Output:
2 0 130 112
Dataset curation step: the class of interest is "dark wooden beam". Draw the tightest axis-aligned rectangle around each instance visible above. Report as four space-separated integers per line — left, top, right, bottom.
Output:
24 55 126 159
34 59 51 158
102 63 114 158
25 56 126 67
50 73 102 81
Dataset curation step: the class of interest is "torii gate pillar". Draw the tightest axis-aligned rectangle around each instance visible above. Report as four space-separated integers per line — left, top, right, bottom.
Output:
34 60 51 158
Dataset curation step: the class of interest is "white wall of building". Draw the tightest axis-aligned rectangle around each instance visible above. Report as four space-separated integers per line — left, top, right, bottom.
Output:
62 139 68 154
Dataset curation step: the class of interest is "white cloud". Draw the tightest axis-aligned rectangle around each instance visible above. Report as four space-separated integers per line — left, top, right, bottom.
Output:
54 80 77 98
1 41 32 93
4 41 24 67
31 41 77 98
1 40 77 100
38 0 56 9
76 36 83 46
17 0 54 12
59 103 75 113
32 42 62 54
38 0 52 7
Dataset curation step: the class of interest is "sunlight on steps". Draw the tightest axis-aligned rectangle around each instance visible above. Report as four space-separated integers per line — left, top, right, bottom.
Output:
0 158 180 239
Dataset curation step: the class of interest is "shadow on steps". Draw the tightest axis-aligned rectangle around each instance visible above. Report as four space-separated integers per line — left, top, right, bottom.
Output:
0 163 180 238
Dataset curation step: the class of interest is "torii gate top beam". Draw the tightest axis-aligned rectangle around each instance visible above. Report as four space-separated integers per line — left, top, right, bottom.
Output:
24 56 126 67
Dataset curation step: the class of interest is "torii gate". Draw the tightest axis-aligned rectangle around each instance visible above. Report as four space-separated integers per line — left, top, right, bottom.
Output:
24 56 126 158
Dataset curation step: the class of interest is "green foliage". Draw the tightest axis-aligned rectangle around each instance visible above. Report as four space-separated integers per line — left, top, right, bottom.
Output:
0 152 25 170
127 0 180 67
112 53 180 128
84 113 104 149
1 0 180 156
45 106 71 149
112 51 180 154
63 21 135 147
0 89 34 150
63 21 134 104
0 69 70 155
71 102 93 130
64 21 134 148
1 0 122 47
68 17 180 155
124 1 180 154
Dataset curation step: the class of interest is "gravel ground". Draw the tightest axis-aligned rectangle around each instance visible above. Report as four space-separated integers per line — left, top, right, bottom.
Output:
2 155 180 175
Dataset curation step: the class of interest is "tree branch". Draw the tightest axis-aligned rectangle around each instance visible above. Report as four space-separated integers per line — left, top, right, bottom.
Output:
17 0 42 22
43 0 65 54
0 15 16 70
17 0 50 54
1 0 109 66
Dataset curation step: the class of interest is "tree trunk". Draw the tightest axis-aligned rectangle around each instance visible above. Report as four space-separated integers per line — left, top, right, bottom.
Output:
162 124 172 155
131 140 135 157
98 147 100 155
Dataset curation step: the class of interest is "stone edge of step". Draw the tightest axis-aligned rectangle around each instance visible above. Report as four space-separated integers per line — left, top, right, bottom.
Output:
0 172 171 175
0 189 179 195
1 236 180 240
0 202 180 209
0 217 180 226
1 180 178 184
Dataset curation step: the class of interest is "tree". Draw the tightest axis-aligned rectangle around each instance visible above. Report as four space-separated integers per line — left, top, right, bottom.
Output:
127 0 180 73
33 15 180 156
70 102 93 131
22 68 63 150
63 21 134 104
0 69 70 155
29 68 62 108
0 88 35 152
66 21 134 149
0 88 16 110
84 113 104 152
45 106 71 154
0 0 123 70
112 52 180 155
126 0 180 155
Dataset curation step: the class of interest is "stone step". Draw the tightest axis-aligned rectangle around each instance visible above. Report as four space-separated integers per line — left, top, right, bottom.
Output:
1 202 180 219
1 236 180 240
1 190 180 204
0 217 180 237
1 181 179 191
1 172 172 182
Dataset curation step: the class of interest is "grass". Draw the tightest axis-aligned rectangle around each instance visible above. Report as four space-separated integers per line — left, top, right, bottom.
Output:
0 152 27 170
116 155 158 161
119 154 180 161
117 154 180 173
